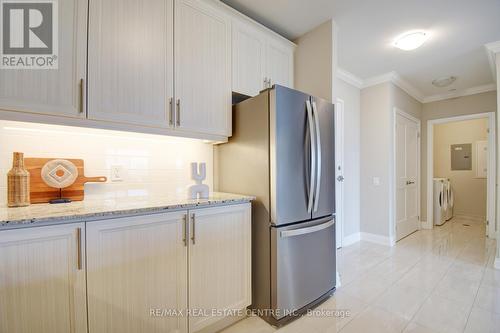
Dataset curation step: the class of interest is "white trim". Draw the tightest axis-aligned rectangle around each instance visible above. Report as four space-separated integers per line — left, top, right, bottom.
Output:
422 84 497 103
495 257 500 270
342 233 361 246
421 220 432 230
485 41 500 82
335 98 345 249
427 112 496 239
391 108 421 243
336 68 363 89
336 66 496 104
360 232 392 246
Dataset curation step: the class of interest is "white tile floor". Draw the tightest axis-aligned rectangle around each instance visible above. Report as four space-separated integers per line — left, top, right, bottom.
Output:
221 217 500 333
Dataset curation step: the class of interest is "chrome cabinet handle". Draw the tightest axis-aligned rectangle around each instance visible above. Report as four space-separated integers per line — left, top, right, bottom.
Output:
182 214 188 246
312 100 322 212
190 213 196 245
337 175 344 182
176 99 181 126
76 227 82 270
406 180 415 185
168 98 173 126
306 100 316 214
79 79 84 114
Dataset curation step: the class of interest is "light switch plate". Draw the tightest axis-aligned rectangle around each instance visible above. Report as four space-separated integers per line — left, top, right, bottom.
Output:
110 165 125 182
373 177 381 186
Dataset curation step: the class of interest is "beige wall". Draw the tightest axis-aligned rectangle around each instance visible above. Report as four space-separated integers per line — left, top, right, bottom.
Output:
392 84 422 120
434 119 488 218
420 91 497 220
294 20 333 101
360 83 392 236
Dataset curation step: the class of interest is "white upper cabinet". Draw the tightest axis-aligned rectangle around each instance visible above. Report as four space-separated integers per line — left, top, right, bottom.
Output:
0 223 87 333
88 0 174 128
174 0 231 137
232 20 267 97
0 0 87 118
231 14 295 96
266 37 294 88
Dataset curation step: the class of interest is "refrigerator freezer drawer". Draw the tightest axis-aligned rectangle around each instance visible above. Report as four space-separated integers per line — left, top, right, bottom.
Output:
271 217 336 319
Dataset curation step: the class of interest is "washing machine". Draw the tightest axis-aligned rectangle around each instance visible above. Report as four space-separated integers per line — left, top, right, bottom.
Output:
433 178 447 226
445 179 454 221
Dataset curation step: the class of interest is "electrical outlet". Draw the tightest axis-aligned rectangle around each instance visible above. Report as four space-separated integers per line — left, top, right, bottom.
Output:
110 165 125 182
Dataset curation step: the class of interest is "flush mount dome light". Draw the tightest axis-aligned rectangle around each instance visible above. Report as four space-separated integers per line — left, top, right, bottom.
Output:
393 31 428 50
432 76 457 88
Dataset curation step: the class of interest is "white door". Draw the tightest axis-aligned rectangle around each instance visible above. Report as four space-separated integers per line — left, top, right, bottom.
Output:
395 112 420 241
335 99 345 248
86 212 188 333
88 0 174 128
0 0 87 117
174 0 231 137
232 21 267 96
0 223 87 333
188 204 251 333
265 39 293 88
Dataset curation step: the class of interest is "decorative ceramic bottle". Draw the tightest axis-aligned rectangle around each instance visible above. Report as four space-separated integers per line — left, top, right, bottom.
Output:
7 152 30 207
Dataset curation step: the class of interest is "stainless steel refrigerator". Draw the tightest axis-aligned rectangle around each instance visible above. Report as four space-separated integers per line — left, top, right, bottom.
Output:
217 85 336 326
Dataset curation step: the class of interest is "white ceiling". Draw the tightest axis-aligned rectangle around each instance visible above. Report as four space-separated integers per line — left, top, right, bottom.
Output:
222 0 500 100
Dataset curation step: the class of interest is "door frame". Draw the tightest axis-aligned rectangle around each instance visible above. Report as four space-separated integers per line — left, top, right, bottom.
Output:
390 108 421 245
426 112 496 238
335 98 345 248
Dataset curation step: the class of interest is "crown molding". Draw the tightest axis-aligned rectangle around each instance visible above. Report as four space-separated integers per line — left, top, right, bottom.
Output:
336 68 363 89
336 67 496 104
485 41 500 82
421 83 497 103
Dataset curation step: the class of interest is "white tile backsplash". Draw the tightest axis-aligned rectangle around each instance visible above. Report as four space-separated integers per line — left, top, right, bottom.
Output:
0 120 214 207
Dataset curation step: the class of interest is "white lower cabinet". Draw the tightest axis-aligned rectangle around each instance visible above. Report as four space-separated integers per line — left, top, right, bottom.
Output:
0 223 87 333
86 211 188 333
188 203 252 332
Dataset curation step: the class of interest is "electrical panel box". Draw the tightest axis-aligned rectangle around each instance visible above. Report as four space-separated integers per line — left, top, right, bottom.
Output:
451 143 472 170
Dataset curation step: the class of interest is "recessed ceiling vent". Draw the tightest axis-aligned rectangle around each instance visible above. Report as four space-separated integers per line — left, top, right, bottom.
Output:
432 76 457 88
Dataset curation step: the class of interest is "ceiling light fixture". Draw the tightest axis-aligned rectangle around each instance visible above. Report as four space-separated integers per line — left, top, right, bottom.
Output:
393 31 428 51
432 76 457 88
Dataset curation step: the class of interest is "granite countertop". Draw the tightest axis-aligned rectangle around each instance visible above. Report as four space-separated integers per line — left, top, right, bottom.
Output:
0 192 255 229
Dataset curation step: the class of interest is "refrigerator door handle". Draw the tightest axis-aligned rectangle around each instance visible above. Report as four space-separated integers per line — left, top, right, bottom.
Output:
312 100 322 212
280 219 335 238
306 99 316 214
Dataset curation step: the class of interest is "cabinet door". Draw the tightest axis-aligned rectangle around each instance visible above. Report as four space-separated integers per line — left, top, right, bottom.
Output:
86 212 188 333
88 0 174 128
232 21 266 96
0 0 87 117
175 0 231 137
0 223 87 333
266 39 294 89
188 203 251 332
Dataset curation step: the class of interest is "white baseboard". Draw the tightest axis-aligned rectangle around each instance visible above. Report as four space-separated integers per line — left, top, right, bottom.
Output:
420 220 432 229
360 232 392 246
495 257 500 270
342 232 361 246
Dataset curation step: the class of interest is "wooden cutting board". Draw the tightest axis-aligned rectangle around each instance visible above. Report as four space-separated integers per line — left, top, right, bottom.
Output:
24 158 107 203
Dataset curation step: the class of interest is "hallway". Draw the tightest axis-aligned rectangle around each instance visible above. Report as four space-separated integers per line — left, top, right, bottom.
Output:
222 217 499 333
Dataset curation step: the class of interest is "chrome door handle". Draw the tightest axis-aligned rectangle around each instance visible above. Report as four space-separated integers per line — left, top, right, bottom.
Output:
168 98 173 126
280 219 335 238
337 175 344 182
306 100 316 214
182 214 188 246
312 100 321 212
176 99 181 126
406 180 415 185
79 79 85 114
190 213 195 245
76 227 82 270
